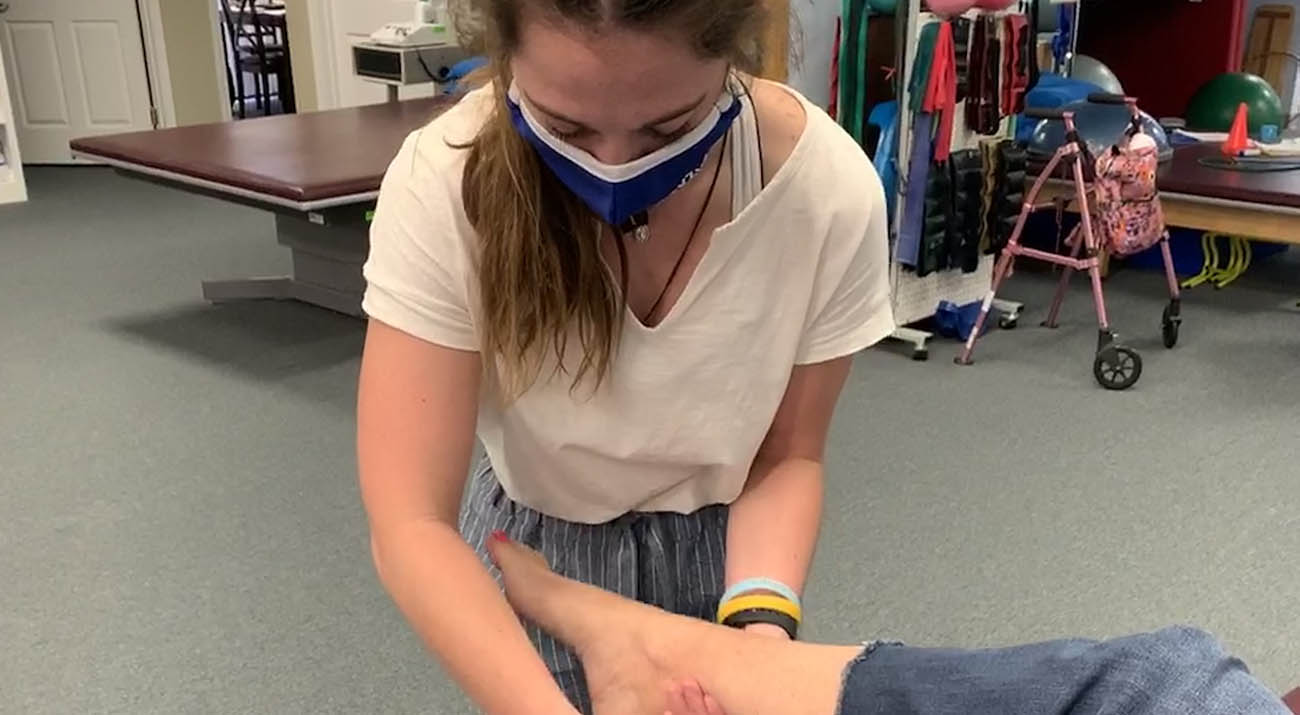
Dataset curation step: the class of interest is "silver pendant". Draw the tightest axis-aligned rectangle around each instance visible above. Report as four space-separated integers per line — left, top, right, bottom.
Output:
631 223 651 243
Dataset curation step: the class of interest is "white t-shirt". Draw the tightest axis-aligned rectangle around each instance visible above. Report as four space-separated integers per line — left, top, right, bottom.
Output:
363 83 894 524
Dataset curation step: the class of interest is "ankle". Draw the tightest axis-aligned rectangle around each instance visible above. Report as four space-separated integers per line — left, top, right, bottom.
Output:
636 608 709 675
637 622 676 677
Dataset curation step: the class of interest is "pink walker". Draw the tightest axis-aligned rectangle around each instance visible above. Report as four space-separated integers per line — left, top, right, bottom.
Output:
954 94 1182 390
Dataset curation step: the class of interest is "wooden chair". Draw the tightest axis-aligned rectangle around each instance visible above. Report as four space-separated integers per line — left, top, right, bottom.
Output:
218 0 292 117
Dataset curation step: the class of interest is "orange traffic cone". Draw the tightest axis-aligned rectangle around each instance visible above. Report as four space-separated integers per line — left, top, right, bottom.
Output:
1222 102 1250 156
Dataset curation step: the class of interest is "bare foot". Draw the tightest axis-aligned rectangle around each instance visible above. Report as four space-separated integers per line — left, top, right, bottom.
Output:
488 531 679 715
488 532 856 715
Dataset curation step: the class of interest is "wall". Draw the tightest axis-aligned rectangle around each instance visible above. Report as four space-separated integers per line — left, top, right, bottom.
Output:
282 0 833 113
264 3 1294 118
284 0 321 112
1079 0 1244 119
158 0 226 125
1242 0 1300 112
788 0 837 108
791 2 1300 114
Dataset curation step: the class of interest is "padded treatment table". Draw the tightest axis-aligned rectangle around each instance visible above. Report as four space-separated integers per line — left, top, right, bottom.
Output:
1039 143 1300 246
1148 143 1300 244
70 97 456 316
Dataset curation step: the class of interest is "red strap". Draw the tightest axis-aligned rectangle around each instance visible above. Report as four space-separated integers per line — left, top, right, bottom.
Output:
924 21 957 162
1001 15 1029 116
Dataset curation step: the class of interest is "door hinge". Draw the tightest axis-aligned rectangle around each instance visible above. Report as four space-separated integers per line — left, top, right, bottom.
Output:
149 106 160 129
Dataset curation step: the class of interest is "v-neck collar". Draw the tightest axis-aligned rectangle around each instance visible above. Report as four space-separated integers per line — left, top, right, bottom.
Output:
625 84 816 334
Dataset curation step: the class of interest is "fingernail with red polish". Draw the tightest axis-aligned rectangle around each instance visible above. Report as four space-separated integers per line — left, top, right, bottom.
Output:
490 530 508 543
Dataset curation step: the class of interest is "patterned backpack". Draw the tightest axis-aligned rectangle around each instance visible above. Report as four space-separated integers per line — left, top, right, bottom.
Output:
1093 132 1164 257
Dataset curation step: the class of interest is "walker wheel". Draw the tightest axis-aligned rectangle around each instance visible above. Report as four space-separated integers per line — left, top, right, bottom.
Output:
1093 345 1142 390
912 347 930 362
1161 306 1180 349
998 315 1018 330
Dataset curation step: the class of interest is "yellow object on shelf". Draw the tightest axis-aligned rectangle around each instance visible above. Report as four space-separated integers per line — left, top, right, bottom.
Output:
1180 233 1253 290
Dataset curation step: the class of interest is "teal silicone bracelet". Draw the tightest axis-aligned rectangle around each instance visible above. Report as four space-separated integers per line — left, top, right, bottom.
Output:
719 578 801 610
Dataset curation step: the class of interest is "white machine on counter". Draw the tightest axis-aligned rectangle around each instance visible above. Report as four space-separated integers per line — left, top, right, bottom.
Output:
353 0 469 102
369 20 447 48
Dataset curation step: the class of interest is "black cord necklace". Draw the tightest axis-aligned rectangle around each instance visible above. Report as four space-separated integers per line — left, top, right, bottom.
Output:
630 128 729 324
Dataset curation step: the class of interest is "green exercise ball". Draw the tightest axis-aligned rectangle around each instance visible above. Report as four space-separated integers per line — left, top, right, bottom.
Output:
1185 72 1285 136
868 0 898 14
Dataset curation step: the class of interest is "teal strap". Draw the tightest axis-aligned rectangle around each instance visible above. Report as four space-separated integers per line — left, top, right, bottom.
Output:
841 0 864 141
720 578 802 609
839 0 852 126
909 22 941 114
853 0 870 142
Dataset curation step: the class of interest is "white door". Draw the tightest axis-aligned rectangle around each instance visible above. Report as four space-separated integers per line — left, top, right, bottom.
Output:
0 30 28 204
0 0 153 163
315 0 436 109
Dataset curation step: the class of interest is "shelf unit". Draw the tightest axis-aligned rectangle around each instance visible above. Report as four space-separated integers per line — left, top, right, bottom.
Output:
0 45 28 206
887 1 1024 360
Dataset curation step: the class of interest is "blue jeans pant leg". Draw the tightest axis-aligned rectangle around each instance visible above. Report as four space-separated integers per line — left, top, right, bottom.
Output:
836 626 1290 715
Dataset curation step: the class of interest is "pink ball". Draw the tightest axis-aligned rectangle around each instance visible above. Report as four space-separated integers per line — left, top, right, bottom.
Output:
974 0 1017 9
925 0 977 16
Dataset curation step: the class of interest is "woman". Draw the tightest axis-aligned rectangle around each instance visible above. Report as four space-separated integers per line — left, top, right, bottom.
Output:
356 2 1296 713
485 533 1299 715
357 0 889 712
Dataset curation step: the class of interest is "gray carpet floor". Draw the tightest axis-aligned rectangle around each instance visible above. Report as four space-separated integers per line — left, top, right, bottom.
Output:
2 167 1297 714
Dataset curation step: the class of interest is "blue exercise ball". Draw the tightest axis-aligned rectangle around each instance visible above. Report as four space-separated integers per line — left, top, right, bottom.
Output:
1068 55 1124 96
1027 98 1173 163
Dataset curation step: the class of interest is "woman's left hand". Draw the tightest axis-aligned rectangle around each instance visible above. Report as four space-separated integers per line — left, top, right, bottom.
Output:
665 679 724 715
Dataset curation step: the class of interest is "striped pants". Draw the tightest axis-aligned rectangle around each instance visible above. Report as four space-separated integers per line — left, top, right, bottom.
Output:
458 461 729 714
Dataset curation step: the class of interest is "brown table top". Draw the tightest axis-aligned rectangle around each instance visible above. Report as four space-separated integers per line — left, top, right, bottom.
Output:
70 97 456 206
1156 143 1300 210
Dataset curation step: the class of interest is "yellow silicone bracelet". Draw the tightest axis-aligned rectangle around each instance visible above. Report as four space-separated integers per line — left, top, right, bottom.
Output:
716 594 802 625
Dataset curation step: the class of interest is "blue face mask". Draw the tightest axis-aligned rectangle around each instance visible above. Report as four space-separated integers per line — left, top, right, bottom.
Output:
506 81 743 228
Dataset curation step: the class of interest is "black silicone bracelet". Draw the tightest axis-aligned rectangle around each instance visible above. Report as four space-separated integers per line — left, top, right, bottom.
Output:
722 608 799 640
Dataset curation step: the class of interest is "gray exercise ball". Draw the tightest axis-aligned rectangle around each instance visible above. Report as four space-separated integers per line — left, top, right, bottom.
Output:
1069 54 1125 96
1028 99 1173 163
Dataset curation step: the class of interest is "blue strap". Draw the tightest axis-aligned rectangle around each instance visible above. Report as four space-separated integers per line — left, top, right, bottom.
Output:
720 578 802 609
897 112 934 267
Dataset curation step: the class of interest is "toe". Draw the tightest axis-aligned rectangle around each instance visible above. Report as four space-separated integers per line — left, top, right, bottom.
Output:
484 529 510 567
486 530 550 575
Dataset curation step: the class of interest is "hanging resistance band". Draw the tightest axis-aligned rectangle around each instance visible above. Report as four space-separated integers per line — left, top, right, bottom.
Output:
830 16 842 121
1001 14 1030 116
966 14 1002 136
923 20 958 163
898 22 943 268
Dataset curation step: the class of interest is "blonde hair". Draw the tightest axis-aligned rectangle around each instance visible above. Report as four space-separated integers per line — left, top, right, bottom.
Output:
451 0 766 400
